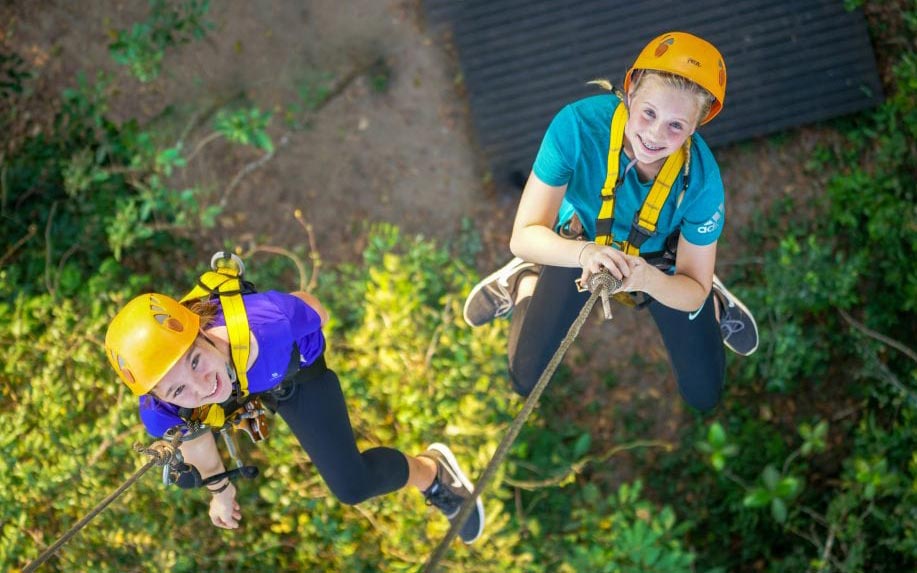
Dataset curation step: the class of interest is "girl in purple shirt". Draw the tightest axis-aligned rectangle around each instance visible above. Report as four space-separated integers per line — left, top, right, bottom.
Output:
105 289 485 543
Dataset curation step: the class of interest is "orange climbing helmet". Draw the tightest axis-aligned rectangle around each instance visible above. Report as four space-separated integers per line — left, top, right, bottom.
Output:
105 293 200 395
624 31 727 125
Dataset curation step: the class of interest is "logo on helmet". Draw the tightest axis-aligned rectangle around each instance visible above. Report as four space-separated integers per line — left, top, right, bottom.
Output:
718 60 726 87
654 37 675 57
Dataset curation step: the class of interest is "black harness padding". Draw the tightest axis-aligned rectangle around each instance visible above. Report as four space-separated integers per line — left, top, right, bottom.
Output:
640 230 681 274
262 346 328 409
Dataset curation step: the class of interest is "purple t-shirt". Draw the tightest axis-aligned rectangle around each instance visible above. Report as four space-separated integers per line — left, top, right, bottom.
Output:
138 291 325 437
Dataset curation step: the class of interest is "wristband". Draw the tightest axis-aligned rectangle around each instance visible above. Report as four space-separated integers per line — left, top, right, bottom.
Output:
207 479 231 495
577 241 596 267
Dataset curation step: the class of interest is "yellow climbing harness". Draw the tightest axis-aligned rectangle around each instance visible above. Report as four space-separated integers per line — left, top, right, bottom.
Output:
594 101 690 256
178 253 259 432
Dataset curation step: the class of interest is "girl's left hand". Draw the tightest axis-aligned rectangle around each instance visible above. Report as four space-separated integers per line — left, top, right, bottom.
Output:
579 247 659 295
618 254 652 293
209 484 242 529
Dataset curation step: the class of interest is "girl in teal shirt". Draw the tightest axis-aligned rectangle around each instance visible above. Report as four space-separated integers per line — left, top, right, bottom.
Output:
464 32 758 411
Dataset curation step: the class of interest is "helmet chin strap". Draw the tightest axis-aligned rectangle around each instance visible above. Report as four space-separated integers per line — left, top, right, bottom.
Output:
224 361 242 402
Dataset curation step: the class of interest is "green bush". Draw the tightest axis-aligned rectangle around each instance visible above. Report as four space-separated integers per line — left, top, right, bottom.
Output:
109 0 213 83
5 225 704 572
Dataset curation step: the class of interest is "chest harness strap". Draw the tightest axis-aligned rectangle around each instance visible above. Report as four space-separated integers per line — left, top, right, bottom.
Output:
594 102 691 256
179 253 257 429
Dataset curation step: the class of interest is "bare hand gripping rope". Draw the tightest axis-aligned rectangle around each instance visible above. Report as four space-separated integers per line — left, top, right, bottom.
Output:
422 271 622 572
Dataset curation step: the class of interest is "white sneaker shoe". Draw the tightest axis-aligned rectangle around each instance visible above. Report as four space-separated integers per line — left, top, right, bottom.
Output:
462 257 539 327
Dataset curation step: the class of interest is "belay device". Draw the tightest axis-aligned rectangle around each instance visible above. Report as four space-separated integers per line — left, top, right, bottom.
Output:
163 252 269 489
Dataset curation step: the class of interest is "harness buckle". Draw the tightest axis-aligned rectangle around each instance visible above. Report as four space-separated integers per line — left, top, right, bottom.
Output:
627 212 656 250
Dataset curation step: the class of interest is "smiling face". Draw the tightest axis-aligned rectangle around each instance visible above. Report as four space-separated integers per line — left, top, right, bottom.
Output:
152 335 235 408
623 73 703 167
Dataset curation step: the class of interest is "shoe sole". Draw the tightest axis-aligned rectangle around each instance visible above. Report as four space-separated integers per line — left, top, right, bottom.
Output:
462 258 535 327
428 442 485 544
712 274 759 356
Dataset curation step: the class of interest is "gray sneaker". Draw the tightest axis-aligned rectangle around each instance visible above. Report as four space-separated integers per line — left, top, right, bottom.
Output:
463 257 539 327
420 443 485 544
712 274 759 356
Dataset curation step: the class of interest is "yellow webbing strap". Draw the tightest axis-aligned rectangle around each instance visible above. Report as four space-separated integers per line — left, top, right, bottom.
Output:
594 101 688 256
180 268 252 401
595 103 629 246
621 140 689 256
199 403 226 428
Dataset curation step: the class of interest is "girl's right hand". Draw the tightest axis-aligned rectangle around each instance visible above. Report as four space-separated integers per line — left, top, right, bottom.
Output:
578 242 631 285
208 483 242 529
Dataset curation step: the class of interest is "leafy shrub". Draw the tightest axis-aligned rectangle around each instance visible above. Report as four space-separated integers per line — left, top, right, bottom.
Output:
109 0 213 83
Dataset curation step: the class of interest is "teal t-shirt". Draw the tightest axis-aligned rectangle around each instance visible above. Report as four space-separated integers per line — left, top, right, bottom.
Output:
533 94 725 253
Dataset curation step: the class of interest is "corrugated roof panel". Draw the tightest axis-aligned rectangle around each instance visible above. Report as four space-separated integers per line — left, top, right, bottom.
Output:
425 0 883 187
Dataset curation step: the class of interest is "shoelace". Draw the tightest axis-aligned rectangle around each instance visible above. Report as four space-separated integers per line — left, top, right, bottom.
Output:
720 319 745 337
487 279 515 317
424 481 461 516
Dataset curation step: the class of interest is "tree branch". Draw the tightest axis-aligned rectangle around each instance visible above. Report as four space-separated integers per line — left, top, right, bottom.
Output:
504 440 673 490
839 309 917 364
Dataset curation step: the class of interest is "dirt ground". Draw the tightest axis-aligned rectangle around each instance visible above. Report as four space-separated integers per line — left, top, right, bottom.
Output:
3 0 831 457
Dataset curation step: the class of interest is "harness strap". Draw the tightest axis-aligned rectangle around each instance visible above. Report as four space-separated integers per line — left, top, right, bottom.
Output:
595 103 629 246
622 139 690 255
181 270 252 398
179 263 256 429
593 100 689 256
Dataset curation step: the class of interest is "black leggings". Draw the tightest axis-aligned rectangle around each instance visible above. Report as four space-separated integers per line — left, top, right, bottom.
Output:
275 366 410 505
508 265 725 411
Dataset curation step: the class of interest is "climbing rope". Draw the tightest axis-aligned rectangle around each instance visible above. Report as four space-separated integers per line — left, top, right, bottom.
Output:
23 436 182 573
422 271 621 572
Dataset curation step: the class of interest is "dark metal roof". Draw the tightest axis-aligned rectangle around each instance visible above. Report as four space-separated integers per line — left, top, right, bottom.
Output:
424 0 883 187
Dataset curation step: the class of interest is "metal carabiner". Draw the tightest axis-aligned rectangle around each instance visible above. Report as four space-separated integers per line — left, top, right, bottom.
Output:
210 251 246 275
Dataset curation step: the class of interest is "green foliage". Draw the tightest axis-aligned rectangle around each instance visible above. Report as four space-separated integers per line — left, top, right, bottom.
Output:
554 482 695 573
296 70 336 111
109 0 213 83
2 55 279 297
1 69 200 295
367 58 393 94
695 421 738 472
798 420 828 457
4 225 703 572
0 50 32 98
741 465 802 524
214 108 274 153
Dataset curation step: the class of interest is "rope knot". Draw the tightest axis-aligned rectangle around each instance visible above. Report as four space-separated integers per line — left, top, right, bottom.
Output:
132 440 177 467
585 271 622 320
